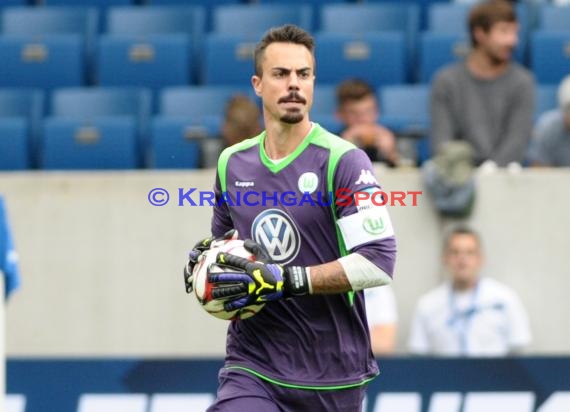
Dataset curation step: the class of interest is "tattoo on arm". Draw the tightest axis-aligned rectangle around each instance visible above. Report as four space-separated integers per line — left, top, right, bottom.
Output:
309 261 352 294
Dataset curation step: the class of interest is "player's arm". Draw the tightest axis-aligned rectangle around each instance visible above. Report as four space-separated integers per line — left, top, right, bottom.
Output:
308 147 396 294
209 149 396 308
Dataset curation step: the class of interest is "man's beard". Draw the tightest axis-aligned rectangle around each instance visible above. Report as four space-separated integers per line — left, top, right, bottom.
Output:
280 111 304 124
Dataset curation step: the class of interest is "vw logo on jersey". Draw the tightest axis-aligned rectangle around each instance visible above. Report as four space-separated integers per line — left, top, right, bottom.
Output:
251 209 301 264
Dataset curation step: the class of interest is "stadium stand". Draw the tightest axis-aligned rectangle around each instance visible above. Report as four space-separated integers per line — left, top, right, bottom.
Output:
0 89 43 169
41 87 151 169
379 84 431 163
212 4 313 36
320 3 419 80
202 34 256 86
314 32 406 88
151 86 253 169
530 31 570 85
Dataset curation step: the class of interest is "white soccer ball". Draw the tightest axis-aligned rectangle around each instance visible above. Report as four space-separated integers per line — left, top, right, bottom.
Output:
192 239 265 320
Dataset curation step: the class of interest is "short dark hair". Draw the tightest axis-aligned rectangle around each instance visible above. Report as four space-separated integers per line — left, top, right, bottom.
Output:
254 24 315 77
444 226 482 251
336 78 376 107
468 0 517 47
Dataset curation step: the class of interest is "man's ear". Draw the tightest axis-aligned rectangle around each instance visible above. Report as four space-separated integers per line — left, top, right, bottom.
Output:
251 75 262 97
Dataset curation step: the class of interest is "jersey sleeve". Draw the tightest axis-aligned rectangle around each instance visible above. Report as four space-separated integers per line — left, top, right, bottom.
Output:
333 148 397 277
211 170 233 237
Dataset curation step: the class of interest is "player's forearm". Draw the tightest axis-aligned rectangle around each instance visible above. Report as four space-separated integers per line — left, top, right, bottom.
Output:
307 253 393 294
307 261 352 294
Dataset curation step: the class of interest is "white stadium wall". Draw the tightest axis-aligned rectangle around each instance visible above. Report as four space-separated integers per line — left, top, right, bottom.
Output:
1 168 569 356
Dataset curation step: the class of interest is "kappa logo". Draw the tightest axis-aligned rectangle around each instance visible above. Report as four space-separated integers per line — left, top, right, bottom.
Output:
355 169 377 185
235 180 254 188
251 209 300 264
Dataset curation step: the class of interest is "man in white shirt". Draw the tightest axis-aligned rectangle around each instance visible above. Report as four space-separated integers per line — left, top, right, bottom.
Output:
408 226 531 356
365 285 398 355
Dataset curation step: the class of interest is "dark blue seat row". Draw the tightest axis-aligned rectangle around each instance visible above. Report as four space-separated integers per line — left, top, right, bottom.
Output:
1 3 569 88
0 83 561 171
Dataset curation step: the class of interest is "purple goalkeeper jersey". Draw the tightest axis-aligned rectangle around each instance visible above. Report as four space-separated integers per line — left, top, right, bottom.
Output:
211 123 397 388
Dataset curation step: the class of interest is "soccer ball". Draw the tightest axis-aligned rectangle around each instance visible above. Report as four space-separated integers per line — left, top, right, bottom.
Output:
192 239 265 320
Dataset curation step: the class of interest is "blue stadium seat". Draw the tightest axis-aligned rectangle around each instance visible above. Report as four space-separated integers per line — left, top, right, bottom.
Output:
0 0 27 7
320 3 419 80
419 32 470 83
0 88 43 167
538 5 570 31
154 86 254 167
106 6 204 82
314 33 406 88
150 117 207 169
0 36 83 89
144 0 238 30
41 117 137 170
106 6 204 39
202 34 256 86
530 31 570 85
97 34 192 90
213 5 313 37
379 85 430 126
50 87 152 166
535 84 558 120
0 119 28 170
379 85 431 163
42 0 131 7
0 88 43 127
311 85 338 116
1 6 97 38
159 86 253 119
1 7 99 83
428 3 471 33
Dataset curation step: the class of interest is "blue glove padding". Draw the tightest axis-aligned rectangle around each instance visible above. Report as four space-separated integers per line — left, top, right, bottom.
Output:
207 240 309 311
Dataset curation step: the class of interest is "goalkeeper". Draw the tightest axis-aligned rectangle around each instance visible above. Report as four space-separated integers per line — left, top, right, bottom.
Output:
184 24 397 412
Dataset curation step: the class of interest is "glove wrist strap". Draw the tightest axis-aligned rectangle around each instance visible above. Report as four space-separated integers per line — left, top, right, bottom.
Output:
284 266 310 297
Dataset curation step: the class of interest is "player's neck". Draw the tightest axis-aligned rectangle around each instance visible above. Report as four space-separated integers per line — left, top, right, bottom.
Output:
467 49 510 79
263 119 312 160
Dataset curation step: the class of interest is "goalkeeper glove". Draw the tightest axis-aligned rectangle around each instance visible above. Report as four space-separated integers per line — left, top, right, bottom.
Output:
208 240 310 310
183 229 237 293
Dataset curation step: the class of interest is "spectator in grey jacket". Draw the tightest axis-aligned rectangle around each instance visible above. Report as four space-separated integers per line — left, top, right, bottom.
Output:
430 0 534 167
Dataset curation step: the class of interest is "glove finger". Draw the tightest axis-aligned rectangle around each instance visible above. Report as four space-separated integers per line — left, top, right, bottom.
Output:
183 265 193 294
216 252 253 270
224 296 250 311
243 239 272 263
208 271 251 284
211 284 247 300
221 229 238 241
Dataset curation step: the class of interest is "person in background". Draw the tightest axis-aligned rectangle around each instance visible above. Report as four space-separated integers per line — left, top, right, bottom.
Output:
221 94 263 149
336 79 400 167
408 226 531 357
528 74 570 167
430 0 534 167
202 95 263 168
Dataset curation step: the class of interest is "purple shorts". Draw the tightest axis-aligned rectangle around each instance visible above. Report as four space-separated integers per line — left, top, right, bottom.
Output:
207 368 367 412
